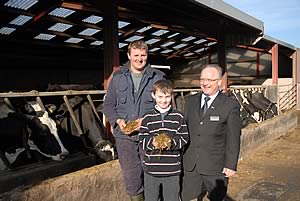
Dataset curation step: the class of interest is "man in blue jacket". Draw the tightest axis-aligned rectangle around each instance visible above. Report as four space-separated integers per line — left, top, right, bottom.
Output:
103 40 165 201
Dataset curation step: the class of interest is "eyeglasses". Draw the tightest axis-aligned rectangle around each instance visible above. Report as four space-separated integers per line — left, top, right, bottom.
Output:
200 78 219 83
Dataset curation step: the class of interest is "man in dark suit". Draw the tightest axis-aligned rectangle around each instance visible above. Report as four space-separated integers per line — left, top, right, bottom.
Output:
181 64 241 201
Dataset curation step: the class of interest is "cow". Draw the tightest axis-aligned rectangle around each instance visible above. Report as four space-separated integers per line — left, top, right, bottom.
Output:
248 91 278 119
0 99 69 171
0 102 30 170
228 89 259 128
49 96 116 162
229 88 278 128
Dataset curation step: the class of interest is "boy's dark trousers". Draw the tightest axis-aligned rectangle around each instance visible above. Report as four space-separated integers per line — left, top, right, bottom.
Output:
144 173 180 201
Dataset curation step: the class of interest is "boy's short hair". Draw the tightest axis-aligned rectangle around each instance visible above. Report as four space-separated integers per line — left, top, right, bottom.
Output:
153 80 173 95
128 40 148 54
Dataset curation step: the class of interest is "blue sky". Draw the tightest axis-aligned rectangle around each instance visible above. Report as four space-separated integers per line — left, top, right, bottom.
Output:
223 0 300 48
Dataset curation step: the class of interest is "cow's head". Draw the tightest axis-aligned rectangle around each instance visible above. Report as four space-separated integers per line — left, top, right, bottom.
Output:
94 140 117 162
23 102 69 161
46 98 117 162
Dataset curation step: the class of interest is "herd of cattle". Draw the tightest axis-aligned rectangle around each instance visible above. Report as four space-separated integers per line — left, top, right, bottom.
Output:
0 96 116 171
173 88 278 128
0 88 278 172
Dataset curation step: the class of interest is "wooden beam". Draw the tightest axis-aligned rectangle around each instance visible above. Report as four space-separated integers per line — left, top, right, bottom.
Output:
256 52 260 78
61 2 102 14
291 51 297 85
103 0 119 90
271 44 278 85
235 45 268 53
217 21 227 91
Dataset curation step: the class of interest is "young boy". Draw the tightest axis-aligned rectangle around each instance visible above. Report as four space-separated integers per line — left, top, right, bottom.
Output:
139 79 189 201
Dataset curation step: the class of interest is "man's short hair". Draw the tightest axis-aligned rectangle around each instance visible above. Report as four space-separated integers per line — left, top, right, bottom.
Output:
201 64 223 79
153 80 173 95
128 40 148 54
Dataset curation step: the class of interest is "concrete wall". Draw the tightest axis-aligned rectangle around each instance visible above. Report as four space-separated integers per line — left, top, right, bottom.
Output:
0 160 129 201
0 109 298 201
239 109 298 159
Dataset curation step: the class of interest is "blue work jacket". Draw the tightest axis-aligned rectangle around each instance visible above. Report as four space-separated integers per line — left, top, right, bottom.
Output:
103 62 165 140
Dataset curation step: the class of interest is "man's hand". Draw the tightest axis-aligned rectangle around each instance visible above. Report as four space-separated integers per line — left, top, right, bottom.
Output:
116 119 129 134
117 118 142 135
133 118 143 131
222 168 236 177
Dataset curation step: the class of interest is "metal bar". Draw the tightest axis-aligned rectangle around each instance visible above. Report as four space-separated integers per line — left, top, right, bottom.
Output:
0 90 106 98
63 96 94 154
173 88 201 93
3 98 15 110
63 95 83 135
1 88 199 96
36 97 46 111
171 94 176 109
86 95 101 123
229 85 267 89
86 94 108 139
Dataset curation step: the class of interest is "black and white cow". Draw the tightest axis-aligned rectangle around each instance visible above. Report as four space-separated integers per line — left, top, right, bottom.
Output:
0 100 69 171
248 91 278 119
229 88 278 128
50 96 116 162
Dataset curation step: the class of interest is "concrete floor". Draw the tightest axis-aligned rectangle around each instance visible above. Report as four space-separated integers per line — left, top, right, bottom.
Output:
227 122 300 201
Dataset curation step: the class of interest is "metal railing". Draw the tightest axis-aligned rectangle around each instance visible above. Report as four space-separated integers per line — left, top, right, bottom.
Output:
278 84 297 113
0 89 107 129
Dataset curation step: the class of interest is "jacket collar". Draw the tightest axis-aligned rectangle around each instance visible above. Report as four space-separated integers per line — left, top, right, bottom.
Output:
199 91 223 119
154 105 174 114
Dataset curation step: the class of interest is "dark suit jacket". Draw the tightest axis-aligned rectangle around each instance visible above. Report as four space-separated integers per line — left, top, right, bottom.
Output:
183 91 241 175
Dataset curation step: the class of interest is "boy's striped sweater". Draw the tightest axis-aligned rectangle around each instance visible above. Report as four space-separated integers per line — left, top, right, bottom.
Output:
139 107 189 177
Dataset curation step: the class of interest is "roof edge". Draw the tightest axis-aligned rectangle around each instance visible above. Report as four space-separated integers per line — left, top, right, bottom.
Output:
263 35 297 50
190 0 264 32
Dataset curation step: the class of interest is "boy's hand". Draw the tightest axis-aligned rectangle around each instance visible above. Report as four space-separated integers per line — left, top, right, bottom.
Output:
163 138 172 149
152 134 172 150
152 137 158 148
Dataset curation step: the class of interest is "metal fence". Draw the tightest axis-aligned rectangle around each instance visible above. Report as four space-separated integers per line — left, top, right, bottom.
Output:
278 84 297 113
173 84 298 114
0 90 107 131
0 83 297 122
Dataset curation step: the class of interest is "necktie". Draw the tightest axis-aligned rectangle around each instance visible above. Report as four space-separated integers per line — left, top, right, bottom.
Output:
202 96 211 115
